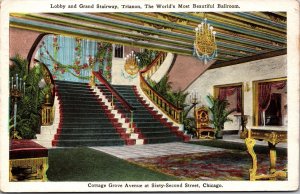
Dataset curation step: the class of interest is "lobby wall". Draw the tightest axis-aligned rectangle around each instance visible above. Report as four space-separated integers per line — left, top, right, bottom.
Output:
168 55 215 91
9 28 42 61
185 55 287 131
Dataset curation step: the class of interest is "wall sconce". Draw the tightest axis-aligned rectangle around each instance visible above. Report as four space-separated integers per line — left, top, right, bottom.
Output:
244 82 251 92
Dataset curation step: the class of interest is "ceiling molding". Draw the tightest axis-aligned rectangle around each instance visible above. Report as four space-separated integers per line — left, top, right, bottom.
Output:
10 12 287 65
210 49 287 69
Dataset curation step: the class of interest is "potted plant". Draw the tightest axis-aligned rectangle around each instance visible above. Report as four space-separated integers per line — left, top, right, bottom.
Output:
207 95 236 139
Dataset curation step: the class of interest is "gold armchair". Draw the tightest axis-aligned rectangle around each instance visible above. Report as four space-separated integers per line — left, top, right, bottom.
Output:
195 106 215 139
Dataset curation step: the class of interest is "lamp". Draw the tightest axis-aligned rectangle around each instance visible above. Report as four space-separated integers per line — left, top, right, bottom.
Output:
189 91 200 115
193 18 217 64
245 82 251 92
124 51 140 75
10 74 25 139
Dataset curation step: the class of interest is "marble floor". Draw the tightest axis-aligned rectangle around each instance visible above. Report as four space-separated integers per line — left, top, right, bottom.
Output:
91 134 287 159
92 142 225 159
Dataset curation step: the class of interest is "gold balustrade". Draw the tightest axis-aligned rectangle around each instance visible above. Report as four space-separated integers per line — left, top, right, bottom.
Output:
142 52 167 79
41 94 53 126
140 52 183 124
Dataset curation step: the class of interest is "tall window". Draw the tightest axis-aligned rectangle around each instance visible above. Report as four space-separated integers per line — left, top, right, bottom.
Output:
253 78 287 126
214 83 243 113
114 44 123 58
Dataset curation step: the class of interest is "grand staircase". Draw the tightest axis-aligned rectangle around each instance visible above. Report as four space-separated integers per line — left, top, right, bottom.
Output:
52 80 187 147
97 84 187 144
52 80 126 147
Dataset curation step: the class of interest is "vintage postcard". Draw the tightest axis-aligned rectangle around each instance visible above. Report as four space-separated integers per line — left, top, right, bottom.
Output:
0 0 299 192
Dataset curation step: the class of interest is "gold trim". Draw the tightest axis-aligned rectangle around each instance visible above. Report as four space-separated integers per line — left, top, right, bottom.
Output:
213 82 244 112
9 157 48 182
244 129 287 181
191 13 286 38
10 24 191 56
252 77 287 126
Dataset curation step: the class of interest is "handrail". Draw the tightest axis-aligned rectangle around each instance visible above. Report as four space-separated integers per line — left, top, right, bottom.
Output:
93 71 134 112
140 52 167 78
140 52 183 123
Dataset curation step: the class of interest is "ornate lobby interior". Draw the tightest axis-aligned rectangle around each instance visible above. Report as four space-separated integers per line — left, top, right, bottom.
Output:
8 12 289 182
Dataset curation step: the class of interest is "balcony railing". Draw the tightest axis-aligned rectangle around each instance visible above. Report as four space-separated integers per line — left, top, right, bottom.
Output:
140 52 183 123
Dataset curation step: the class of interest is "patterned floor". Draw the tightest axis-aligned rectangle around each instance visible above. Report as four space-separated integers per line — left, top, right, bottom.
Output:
92 142 225 159
91 140 287 181
127 150 287 181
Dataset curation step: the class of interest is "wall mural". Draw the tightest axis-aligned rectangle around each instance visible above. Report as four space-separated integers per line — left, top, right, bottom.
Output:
34 35 112 83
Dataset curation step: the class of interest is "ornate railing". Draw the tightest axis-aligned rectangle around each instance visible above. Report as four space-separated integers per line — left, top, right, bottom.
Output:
37 61 55 126
141 52 167 79
93 71 134 112
140 52 183 123
41 94 54 125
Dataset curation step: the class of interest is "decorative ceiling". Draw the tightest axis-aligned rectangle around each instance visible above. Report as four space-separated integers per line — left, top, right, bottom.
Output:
10 12 286 68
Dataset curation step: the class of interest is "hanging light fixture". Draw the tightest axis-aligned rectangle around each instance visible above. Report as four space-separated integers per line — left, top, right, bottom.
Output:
193 18 217 64
124 51 140 75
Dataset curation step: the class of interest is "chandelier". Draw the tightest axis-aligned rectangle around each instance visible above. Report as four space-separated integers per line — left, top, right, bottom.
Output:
193 18 217 64
124 51 140 75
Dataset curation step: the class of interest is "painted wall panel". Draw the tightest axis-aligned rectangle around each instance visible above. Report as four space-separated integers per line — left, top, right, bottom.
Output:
34 35 112 83
9 28 41 60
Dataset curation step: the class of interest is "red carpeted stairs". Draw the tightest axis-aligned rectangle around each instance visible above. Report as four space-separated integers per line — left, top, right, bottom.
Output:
52 80 188 147
52 80 127 147
98 84 189 144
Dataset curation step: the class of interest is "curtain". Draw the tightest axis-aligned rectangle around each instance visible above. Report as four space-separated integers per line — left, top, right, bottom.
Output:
218 87 228 101
218 86 242 112
236 87 242 112
258 80 286 125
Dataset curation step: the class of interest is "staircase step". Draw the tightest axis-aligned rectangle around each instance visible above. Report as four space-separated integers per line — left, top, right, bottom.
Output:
61 104 104 108
53 139 125 147
55 133 121 140
61 123 115 128
145 136 183 144
55 80 89 86
135 122 166 127
62 113 114 118
131 117 164 121
56 86 94 92
60 128 119 133
135 127 172 133
60 107 106 112
58 93 96 97
60 101 101 106
141 131 178 138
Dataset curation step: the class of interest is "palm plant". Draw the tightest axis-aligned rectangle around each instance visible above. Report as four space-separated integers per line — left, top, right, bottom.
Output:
9 55 51 139
148 76 193 135
206 95 236 138
168 90 189 108
151 75 172 98
135 49 158 69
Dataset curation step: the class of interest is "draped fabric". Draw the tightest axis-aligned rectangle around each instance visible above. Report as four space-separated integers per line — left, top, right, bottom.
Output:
218 88 227 101
34 35 113 83
236 87 242 112
258 80 286 125
258 83 272 112
218 86 242 112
